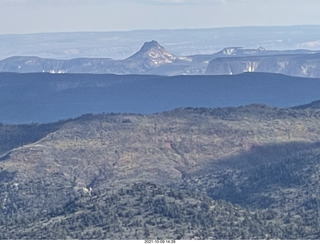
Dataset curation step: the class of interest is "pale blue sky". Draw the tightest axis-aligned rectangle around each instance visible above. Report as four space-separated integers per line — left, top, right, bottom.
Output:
0 0 319 34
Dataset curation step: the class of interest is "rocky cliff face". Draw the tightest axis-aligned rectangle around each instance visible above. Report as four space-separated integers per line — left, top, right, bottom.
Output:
206 53 320 77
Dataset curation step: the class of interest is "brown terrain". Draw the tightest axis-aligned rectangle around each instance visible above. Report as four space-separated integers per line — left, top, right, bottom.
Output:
1 104 320 239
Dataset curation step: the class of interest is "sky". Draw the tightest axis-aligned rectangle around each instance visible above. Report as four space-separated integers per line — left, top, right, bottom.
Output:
0 0 319 34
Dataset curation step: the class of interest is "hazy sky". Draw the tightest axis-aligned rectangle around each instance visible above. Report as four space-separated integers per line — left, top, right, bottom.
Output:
0 0 320 34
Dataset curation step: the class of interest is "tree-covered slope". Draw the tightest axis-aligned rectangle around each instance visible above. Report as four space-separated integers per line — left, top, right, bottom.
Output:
1 104 320 239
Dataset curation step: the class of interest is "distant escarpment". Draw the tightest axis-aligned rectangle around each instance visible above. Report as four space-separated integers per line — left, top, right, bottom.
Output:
0 41 205 76
206 53 320 78
1 41 320 77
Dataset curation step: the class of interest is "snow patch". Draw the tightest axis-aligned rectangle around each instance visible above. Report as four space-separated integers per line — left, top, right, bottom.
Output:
178 56 192 62
299 40 320 49
223 48 238 55
277 61 289 70
300 65 316 76
246 61 258 72
49 70 67 74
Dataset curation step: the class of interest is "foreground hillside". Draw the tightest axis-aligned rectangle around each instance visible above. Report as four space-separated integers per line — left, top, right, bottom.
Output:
1 103 320 239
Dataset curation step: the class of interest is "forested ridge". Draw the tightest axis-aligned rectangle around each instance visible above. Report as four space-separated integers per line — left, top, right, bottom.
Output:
1 103 320 239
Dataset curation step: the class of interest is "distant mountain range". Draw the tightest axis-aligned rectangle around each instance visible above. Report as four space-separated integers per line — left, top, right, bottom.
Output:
1 72 320 124
1 40 320 77
206 52 320 77
1 26 320 60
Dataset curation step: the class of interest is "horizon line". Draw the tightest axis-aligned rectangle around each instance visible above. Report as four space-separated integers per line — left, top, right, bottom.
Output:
1 24 320 36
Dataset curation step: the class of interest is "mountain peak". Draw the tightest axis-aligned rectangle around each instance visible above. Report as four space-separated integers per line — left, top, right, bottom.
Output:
140 40 162 52
126 40 177 67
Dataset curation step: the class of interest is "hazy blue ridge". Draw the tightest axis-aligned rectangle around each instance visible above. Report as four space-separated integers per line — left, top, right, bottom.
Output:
1 72 320 123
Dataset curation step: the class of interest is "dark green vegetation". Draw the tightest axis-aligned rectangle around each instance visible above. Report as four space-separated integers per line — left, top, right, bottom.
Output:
0 121 66 155
2 102 320 239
